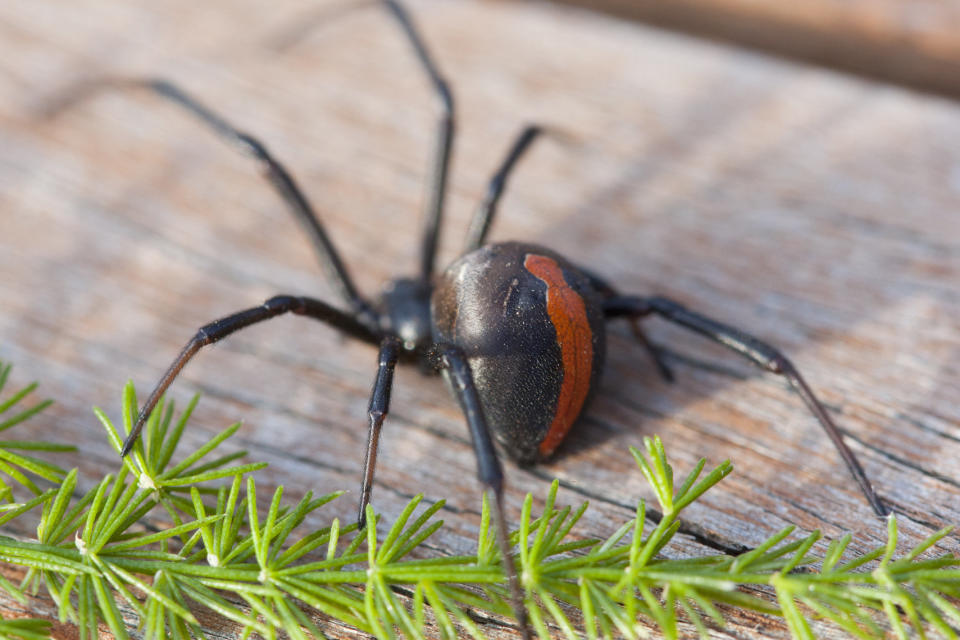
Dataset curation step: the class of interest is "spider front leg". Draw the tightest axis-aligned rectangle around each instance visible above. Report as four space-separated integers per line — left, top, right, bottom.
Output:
382 0 454 282
47 77 374 323
439 345 531 640
603 294 888 516
357 336 401 529
464 124 543 253
121 295 379 456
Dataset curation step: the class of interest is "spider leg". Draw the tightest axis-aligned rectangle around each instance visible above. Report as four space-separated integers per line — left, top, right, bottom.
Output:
625 320 676 383
382 0 454 282
439 345 531 640
587 270 675 382
464 124 544 252
49 77 375 323
357 336 401 529
121 295 379 457
459 118 670 382
603 294 887 517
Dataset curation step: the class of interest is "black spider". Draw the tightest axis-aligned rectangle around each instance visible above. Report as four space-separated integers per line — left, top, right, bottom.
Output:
61 2 886 636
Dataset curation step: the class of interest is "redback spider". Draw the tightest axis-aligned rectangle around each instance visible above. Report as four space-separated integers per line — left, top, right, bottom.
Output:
61 1 887 636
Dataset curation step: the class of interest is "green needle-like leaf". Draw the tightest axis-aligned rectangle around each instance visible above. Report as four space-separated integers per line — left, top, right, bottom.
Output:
0 363 71 498
0 373 957 640
0 618 53 640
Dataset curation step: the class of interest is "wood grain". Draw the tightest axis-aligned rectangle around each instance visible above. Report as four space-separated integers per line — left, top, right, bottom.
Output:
1 0 958 637
550 0 960 99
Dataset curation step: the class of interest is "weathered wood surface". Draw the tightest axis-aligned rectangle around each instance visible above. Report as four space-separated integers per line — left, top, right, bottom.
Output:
1 0 958 637
554 0 960 99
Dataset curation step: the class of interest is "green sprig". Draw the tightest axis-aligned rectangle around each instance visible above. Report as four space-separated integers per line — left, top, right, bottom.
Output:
0 369 956 640
0 362 74 502
0 617 52 640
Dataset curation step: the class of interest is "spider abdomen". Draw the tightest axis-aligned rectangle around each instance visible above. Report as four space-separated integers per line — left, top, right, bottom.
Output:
431 242 606 463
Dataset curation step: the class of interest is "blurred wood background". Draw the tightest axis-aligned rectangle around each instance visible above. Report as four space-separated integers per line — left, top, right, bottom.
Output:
558 0 960 99
1 0 958 637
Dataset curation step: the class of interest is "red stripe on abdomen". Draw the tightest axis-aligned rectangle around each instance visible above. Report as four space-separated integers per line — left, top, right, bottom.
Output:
523 254 594 457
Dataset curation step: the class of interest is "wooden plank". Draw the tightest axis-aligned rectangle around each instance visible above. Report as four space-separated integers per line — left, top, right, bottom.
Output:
550 0 960 99
1 0 958 637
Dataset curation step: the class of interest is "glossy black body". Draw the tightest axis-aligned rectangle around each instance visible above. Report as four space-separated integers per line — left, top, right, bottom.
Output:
431 242 606 462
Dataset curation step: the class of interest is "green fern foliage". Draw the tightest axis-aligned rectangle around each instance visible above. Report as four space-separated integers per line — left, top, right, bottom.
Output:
0 617 52 640
0 372 956 639
0 362 73 502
